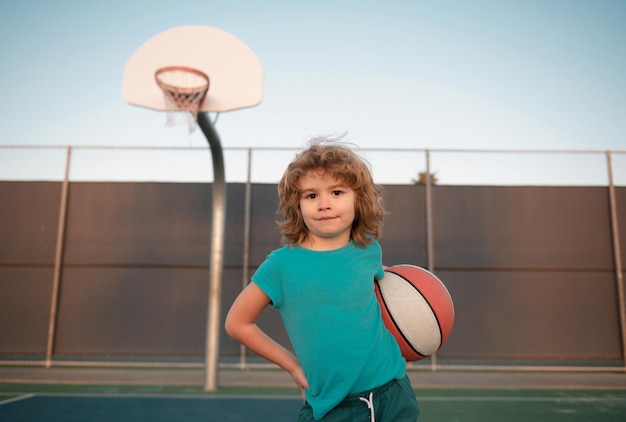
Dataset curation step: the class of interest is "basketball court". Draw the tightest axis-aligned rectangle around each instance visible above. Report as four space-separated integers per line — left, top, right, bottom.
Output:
1 366 626 421
0 392 302 422
1 384 625 421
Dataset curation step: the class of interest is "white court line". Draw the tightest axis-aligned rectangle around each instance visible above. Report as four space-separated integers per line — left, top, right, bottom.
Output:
0 393 35 406
1 392 625 404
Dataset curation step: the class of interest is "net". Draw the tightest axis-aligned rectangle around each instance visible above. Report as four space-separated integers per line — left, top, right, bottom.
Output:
154 66 210 132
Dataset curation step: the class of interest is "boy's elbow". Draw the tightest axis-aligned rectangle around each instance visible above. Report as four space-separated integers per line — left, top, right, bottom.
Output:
224 311 240 340
224 313 235 338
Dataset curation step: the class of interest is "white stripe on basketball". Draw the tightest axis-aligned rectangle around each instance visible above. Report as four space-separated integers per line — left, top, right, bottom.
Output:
378 272 442 356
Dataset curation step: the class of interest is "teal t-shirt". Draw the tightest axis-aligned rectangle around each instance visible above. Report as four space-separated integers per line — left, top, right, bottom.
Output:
252 240 406 420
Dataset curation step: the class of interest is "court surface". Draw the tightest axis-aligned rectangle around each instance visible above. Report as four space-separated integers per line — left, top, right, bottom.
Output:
2 367 626 421
2 385 626 421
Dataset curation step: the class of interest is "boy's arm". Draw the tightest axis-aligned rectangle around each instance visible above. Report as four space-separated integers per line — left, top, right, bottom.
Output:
225 282 309 398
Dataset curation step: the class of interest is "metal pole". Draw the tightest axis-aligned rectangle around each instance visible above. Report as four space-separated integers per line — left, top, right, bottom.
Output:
46 146 72 368
239 148 253 369
424 150 437 371
606 151 626 368
425 150 434 272
197 113 226 391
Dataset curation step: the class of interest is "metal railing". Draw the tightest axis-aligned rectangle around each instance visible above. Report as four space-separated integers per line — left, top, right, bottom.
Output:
1 144 625 186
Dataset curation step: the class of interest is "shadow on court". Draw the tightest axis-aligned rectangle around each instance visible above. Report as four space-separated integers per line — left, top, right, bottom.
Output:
2 389 626 421
416 389 626 422
0 395 302 422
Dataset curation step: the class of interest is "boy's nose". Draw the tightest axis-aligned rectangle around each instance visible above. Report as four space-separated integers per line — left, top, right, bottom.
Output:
318 197 331 210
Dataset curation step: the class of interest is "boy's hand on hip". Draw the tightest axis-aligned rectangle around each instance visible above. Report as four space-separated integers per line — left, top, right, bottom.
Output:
290 365 309 401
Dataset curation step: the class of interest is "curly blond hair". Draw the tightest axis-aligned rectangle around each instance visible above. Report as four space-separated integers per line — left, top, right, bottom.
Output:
277 137 384 246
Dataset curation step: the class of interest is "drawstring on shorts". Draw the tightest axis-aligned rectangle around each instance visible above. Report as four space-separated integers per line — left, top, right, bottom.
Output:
359 391 375 422
336 378 396 421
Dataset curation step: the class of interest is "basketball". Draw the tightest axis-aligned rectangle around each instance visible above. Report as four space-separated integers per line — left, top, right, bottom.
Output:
375 265 454 361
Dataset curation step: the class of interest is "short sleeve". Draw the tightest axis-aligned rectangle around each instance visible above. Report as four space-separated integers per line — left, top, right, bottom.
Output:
372 240 386 281
375 265 385 281
251 251 283 308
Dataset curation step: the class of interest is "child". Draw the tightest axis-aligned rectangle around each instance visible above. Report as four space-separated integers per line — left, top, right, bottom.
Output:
225 138 419 421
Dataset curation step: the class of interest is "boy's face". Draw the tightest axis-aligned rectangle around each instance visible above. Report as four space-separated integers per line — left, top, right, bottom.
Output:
297 169 356 251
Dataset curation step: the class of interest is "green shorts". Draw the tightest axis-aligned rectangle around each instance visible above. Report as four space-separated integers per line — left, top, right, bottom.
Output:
297 375 419 421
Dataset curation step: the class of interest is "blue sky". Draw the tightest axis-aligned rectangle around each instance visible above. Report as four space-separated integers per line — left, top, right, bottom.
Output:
0 0 625 183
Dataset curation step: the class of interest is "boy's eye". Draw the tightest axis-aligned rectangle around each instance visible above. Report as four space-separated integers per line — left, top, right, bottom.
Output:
332 190 343 196
306 193 317 199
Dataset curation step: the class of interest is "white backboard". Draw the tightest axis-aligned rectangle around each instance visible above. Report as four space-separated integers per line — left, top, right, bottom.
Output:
123 25 263 112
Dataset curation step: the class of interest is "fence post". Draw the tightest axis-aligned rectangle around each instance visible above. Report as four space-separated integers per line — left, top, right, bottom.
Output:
45 146 71 368
425 150 435 273
424 150 439 371
606 151 626 369
239 147 253 369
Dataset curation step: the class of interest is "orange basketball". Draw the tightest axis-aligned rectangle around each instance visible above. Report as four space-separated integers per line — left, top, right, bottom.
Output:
375 265 455 361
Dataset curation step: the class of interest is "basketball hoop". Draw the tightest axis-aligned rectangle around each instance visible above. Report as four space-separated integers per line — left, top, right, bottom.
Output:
155 66 210 132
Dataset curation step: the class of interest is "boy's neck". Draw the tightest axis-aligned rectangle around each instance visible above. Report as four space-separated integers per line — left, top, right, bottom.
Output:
300 235 351 251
